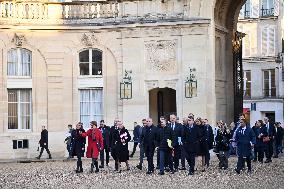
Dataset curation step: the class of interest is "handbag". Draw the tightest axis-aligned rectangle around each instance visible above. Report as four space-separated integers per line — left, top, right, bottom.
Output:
263 136 270 143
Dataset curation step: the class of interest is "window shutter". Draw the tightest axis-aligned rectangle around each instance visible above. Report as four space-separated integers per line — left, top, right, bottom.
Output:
261 27 268 56
268 26 275 56
273 0 279 16
251 0 259 18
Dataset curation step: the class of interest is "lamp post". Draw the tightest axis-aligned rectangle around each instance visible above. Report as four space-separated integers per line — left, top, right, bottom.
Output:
185 68 197 98
120 70 132 99
275 53 284 81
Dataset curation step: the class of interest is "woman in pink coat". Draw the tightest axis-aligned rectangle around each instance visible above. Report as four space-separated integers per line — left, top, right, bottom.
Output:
81 121 104 173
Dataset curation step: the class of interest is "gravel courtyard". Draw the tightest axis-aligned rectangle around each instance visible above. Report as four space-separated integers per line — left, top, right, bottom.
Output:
0 155 283 189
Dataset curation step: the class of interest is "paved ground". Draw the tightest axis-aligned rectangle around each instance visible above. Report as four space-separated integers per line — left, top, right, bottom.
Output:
0 155 283 189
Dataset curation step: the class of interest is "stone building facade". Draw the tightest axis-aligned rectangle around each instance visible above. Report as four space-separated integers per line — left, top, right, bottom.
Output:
0 0 249 159
238 0 284 126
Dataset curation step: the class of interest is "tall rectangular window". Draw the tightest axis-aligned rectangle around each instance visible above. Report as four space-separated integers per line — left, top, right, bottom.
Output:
244 0 251 18
243 71 251 98
263 69 276 97
7 48 32 77
8 89 32 130
79 89 103 128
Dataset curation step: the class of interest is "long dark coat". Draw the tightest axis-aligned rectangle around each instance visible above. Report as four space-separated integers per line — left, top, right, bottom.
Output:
182 124 199 154
196 125 209 156
235 127 256 157
205 124 214 150
71 128 86 157
39 129 48 148
113 127 131 162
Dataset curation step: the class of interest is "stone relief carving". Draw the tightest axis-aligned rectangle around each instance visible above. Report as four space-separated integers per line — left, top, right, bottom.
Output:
12 33 26 46
145 40 177 72
81 32 99 47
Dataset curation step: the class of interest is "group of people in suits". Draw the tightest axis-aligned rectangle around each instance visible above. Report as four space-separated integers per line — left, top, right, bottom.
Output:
132 114 214 175
38 112 283 176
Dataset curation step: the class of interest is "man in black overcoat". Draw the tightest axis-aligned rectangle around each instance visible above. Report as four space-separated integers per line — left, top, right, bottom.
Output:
110 118 120 170
140 117 157 174
203 118 214 167
36 125 52 159
99 120 111 168
182 116 199 175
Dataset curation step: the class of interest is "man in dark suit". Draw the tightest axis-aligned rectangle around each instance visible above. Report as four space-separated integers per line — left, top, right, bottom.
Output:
130 122 141 157
136 119 147 170
110 118 119 170
235 119 256 174
273 122 283 158
203 118 214 167
183 116 199 175
99 120 111 168
140 117 157 174
36 125 52 159
167 114 183 171
263 117 275 163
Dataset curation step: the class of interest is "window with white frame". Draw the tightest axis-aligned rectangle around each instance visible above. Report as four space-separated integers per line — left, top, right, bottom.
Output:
261 26 276 56
7 48 32 77
8 89 32 130
243 71 251 98
79 89 103 128
263 69 276 97
244 0 251 18
79 49 102 76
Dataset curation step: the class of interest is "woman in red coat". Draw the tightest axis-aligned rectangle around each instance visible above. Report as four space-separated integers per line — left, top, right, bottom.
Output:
81 121 104 173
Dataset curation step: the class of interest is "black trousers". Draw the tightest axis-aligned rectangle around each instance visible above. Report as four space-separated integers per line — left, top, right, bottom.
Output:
39 146 51 157
100 146 110 166
185 151 196 173
205 150 210 166
265 141 273 160
144 145 155 171
173 145 181 169
254 146 264 162
237 156 251 171
131 142 139 156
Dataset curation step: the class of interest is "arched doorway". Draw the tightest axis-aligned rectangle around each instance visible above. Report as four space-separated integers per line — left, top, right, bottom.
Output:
149 88 176 125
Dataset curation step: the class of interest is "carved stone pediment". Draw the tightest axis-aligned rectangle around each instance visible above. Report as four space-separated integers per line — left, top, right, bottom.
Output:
12 33 26 46
145 40 177 72
81 32 99 47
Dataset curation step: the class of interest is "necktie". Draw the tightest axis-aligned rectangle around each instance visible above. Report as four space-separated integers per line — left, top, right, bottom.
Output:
172 123 175 131
242 129 245 135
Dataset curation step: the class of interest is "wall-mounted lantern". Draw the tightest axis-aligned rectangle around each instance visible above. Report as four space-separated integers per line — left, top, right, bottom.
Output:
185 68 197 98
120 70 132 99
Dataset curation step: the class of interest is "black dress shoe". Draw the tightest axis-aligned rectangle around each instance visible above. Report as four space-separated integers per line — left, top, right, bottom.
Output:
188 171 194 175
170 170 175 174
158 171 165 175
253 159 257 162
95 169 99 173
36 156 40 159
235 168 240 174
99 165 104 168
264 159 272 163
247 170 252 174
136 164 142 170
179 167 186 171
273 155 278 158
146 170 153 174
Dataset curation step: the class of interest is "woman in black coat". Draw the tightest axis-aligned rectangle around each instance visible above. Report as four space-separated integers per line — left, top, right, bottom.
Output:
215 122 231 169
113 121 131 173
195 117 208 171
71 122 86 173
